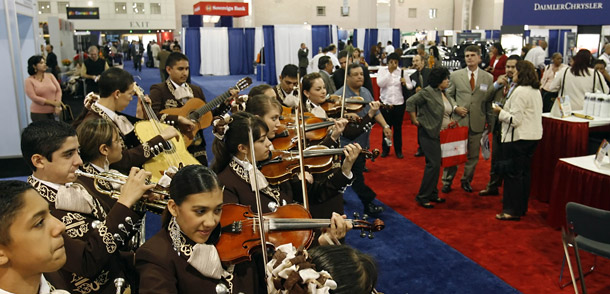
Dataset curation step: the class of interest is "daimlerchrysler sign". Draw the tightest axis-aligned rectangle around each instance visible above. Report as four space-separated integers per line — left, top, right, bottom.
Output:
533 2 603 11
503 0 608 25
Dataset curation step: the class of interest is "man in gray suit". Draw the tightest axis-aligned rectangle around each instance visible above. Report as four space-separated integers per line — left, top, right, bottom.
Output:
442 45 495 193
318 56 336 94
298 43 309 78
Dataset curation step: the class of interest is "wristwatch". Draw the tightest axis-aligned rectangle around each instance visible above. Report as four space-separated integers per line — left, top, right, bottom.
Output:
383 125 391 129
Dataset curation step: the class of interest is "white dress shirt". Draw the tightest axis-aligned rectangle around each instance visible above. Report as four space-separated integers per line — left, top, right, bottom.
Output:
376 67 404 105
524 46 546 69
599 53 610 73
0 275 57 294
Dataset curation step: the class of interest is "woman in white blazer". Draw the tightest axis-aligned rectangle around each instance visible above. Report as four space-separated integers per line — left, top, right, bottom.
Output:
492 60 543 221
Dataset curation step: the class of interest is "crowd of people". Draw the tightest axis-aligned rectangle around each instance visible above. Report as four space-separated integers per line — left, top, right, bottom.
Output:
11 35 610 293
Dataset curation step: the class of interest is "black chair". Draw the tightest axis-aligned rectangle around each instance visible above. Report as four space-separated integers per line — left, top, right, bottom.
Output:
560 202 610 294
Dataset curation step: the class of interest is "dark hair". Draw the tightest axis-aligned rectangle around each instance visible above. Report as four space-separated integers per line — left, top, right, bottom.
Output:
172 44 181 51
492 42 504 55
47 44 54 50
515 60 541 89
338 50 349 60
465 45 481 55
571 49 593 77
301 72 323 104
507 55 522 62
318 56 332 70
387 53 400 62
211 112 269 173
166 52 189 69
246 94 282 117
248 84 273 98
27 55 44 76
429 46 440 59
309 245 378 294
322 47 330 53
428 67 451 88
0 181 30 245
346 63 361 76
328 44 336 51
162 165 221 229
280 64 299 78
76 119 118 163
387 40 392 45
594 59 607 67
98 67 134 98
21 120 77 172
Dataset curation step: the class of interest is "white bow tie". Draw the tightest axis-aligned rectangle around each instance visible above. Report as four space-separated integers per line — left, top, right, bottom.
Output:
114 115 135 135
187 243 230 279
174 86 192 102
55 184 95 214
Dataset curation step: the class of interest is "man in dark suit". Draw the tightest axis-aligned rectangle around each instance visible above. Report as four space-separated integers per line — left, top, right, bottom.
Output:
45 44 59 79
407 54 431 157
442 45 495 193
479 55 521 196
149 52 229 165
298 43 309 78
131 40 144 72
318 56 336 94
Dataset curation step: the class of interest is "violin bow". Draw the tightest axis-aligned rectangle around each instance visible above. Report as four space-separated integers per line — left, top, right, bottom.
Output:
294 73 310 210
339 54 351 118
247 127 270 278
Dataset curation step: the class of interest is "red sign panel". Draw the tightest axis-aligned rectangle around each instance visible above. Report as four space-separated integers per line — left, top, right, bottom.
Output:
193 2 249 17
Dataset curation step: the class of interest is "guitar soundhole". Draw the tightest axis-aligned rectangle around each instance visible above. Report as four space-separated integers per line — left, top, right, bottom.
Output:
190 111 200 120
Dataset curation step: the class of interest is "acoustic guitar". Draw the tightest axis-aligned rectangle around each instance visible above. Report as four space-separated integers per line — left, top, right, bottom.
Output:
160 77 252 146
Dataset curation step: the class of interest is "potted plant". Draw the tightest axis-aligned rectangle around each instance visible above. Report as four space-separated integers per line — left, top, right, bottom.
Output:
61 58 71 71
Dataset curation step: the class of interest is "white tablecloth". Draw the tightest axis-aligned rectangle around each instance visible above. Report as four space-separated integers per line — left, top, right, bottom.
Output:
542 111 610 128
560 155 610 177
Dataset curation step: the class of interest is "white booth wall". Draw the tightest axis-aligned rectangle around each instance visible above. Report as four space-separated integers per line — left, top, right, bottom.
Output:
1 0 40 158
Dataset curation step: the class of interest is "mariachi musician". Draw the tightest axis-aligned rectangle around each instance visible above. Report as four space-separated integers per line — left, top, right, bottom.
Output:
148 52 232 165
21 120 154 294
72 68 180 174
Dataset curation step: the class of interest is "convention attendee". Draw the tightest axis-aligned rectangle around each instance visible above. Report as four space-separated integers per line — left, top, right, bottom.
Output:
405 67 452 208
428 46 441 68
479 55 521 197
298 42 309 78
150 41 160 68
327 44 340 68
81 46 109 94
353 48 369 67
25 55 62 122
486 42 507 81
157 44 182 82
377 53 407 159
385 41 395 54
406 54 432 157
492 60 543 221
524 40 547 71
598 44 610 73
130 40 144 72
442 45 495 194
368 45 380 66
540 53 568 112
318 56 336 95
0 180 67 294
45 44 59 79
417 44 429 67
548 49 608 110
593 59 610 88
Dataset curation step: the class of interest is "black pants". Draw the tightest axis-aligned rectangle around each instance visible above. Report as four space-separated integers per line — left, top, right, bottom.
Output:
415 128 441 203
133 55 142 71
380 103 406 154
299 67 307 78
351 154 376 205
486 123 504 191
501 140 539 216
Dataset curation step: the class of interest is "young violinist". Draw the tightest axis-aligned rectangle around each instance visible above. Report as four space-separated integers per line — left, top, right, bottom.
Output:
20 120 154 294
136 165 261 293
72 67 181 174
0 180 67 294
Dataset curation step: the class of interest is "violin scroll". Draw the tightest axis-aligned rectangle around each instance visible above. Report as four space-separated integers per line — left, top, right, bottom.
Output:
363 148 380 162
352 212 385 239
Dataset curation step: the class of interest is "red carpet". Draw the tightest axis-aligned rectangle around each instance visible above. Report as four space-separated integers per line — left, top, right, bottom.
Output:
365 116 610 294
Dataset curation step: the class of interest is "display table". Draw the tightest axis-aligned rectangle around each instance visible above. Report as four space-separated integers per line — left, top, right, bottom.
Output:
546 155 610 228
530 113 610 202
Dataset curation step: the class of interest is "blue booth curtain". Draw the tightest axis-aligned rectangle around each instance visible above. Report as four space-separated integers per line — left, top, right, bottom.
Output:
244 28 255 74
492 30 501 40
184 28 201 77
263 25 277 85
557 29 572 57
312 25 331 54
392 29 400 49
353 29 358 48
548 29 559 57
485 30 491 39
228 28 247 75
363 29 378 64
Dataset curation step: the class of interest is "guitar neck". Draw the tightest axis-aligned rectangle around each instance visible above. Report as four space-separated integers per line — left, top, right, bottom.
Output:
189 89 232 120
267 218 353 231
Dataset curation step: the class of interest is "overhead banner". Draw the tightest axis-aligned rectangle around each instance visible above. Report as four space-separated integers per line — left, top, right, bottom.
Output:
66 7 99 19
503 0 606 25
193 2 248 17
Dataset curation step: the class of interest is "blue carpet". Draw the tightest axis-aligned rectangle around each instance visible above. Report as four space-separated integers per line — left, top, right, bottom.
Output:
5 61 520 293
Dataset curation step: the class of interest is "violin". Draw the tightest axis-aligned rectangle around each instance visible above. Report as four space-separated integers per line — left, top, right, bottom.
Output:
216 203 385 264
259 145 380 185
322 95 391 115
273 117 335 150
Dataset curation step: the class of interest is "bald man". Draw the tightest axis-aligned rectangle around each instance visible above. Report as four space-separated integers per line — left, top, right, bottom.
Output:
524 40 547 70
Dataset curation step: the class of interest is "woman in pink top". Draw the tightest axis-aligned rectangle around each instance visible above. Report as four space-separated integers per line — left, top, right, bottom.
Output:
25 55 62 121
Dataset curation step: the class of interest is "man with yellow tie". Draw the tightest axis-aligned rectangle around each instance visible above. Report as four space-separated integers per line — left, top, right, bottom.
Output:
441 45 495 194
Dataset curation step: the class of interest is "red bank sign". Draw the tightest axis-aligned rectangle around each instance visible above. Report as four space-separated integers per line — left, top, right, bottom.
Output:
193 1 249 17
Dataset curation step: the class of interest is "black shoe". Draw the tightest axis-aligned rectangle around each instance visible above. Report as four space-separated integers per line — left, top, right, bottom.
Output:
479 189 499 196
417 201 434 208
364 203 384 216
441 184 452 193
461 181 473 193
396 152 404 159
414 149 424 157
380 151 389 158
429 197 446 203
